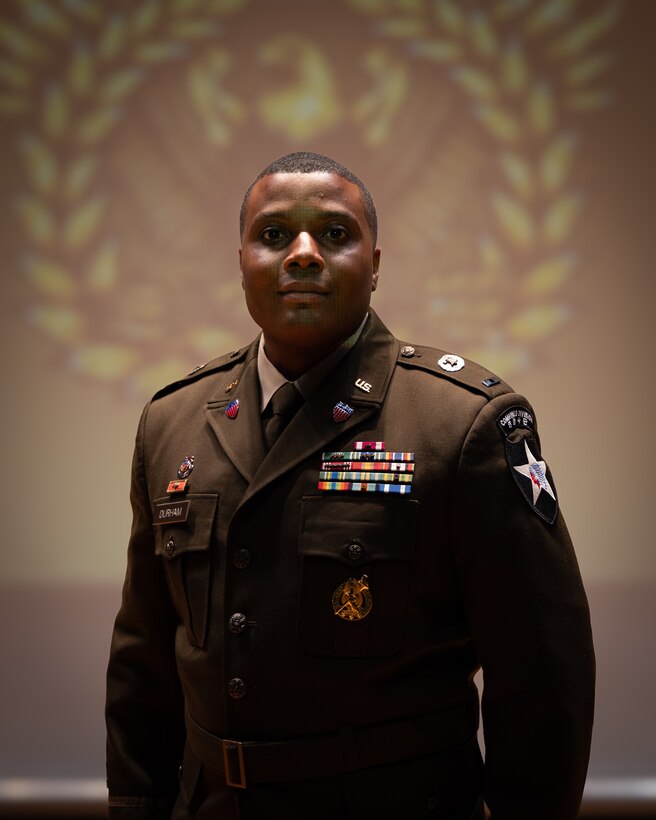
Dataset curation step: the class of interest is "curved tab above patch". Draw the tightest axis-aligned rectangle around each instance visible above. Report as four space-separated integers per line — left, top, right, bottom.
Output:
497 405 535 437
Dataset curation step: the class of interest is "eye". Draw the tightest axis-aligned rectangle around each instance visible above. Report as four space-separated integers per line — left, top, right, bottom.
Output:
324 226 349 243
260 227 286 243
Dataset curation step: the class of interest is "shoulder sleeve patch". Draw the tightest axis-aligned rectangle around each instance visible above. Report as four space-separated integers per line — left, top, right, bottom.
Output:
496 405 558 524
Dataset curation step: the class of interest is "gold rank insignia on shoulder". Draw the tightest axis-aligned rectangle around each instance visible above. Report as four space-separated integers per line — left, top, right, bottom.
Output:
332 575 372 621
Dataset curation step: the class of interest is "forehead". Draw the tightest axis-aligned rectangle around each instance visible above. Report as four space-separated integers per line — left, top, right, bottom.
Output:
243 171 366 226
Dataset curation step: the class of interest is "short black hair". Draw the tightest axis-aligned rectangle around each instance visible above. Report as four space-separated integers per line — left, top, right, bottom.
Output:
240 151 378 244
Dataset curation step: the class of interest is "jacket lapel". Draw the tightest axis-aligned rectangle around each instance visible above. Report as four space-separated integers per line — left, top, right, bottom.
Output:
204 343 266 484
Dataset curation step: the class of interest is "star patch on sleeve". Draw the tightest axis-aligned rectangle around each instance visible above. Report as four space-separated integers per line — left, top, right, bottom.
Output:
497 406 558 524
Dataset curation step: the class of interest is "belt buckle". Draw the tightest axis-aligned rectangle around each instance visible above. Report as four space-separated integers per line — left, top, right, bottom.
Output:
222 739 247 789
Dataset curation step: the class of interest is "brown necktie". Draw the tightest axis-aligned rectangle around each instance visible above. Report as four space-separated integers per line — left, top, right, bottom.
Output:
262 382 303 449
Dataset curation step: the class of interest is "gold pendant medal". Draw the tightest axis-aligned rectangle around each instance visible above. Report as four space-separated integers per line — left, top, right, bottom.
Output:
332 575 372 621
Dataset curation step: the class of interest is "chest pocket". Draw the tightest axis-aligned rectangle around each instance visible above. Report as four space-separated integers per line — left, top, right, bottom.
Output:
298 496 419 658
153 493 218 649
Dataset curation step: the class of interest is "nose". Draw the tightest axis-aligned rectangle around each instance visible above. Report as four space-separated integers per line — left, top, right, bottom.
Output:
284 232 324 272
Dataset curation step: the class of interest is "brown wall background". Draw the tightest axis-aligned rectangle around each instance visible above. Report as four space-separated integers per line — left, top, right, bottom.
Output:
0 0 654 788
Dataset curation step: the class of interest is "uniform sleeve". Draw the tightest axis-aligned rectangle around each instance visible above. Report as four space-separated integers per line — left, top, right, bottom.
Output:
105 404 185 819
451 393 595 820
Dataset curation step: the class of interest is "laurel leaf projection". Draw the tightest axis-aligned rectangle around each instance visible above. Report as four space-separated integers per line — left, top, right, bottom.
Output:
491 191 535 247
98 16 126 61
0 21 48 60
20 134 58 193
499 152 533 197
87 241 118 291
64 197 105 249
100 68 144 102
131 0 162 36
70 344 137 378
434 0 465 34
527 82 554 135
23 256 74 298
28 306 83 341
64 155 98 198
475 103 520 142
522 254 575 295
42 85 69 137
501 42 528 92
18 0 72 37
77 107 122 144
548 2 621 58
565 53 613 85
68 42 94 96
478 235 506 271
525 0 576 35
539 133 577 192
408 39 461 61
16 196 55 244
543 193 581 243
452 66 497 99
508 305 569 339
469 11 498 57
134 42 187 63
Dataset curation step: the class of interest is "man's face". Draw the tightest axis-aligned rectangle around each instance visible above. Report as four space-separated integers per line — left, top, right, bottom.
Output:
239 171 380 368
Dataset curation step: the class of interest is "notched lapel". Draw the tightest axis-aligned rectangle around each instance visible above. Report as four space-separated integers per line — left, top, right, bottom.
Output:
205 352 266 483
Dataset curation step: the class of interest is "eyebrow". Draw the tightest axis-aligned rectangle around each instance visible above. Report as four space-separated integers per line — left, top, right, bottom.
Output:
252 209 355 223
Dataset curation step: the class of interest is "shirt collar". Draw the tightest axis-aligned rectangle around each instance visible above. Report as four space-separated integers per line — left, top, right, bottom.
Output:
257 314 369 411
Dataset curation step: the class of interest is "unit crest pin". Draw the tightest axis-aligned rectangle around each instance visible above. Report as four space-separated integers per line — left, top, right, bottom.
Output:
438 353 465 372
177 456 195 479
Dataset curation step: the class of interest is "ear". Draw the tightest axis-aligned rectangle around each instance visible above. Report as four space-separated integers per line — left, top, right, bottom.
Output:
371 248 381 291
239 248 244 288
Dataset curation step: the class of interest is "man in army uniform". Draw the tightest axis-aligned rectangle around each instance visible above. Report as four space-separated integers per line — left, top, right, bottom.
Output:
106 152 595 819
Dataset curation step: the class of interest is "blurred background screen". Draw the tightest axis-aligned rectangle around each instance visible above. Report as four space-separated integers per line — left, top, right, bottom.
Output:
0 0 654 806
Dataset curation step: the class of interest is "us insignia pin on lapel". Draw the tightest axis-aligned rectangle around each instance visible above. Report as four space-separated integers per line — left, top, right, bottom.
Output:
333 575 372 621
333 401 354 422
225 399 239 419
177 456 195 479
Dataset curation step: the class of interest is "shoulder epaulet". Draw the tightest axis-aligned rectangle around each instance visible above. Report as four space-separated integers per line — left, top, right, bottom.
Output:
151 345 250 402
396 342 512 400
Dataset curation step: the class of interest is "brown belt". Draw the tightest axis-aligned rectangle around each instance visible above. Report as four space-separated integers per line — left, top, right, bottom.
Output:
185 698 478 789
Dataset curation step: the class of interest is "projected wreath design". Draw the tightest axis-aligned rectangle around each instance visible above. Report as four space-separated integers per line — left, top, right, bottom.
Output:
0 0 621 396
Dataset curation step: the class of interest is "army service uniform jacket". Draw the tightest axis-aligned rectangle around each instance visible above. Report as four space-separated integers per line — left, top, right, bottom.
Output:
106 310 594 820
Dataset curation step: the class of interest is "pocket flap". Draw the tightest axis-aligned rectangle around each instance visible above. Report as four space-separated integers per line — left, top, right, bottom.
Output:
299 496 418 565
153 493 218 559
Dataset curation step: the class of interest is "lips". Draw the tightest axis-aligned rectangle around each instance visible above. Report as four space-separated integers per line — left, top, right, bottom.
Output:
278 282 329 295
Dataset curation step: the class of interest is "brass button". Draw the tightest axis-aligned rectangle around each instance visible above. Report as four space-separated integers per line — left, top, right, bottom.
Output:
228 677 247 699
232 548 251 570
165 538 175 557
228 613 248 634
347 542 363 561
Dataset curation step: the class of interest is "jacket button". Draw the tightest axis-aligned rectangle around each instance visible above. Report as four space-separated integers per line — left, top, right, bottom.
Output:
165 538 175 556
232 548 251 570
228 613 248 634
347 542 362 561
228 677 247 699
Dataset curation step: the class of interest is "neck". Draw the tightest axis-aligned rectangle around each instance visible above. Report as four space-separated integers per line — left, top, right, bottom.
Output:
263 341 338 381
